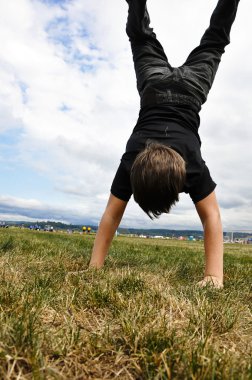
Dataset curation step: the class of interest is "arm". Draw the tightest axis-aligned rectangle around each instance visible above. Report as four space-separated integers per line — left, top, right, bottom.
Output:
195 191 223 288
89 193 128 269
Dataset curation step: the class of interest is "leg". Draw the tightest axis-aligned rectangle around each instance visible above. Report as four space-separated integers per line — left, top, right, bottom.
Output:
182 0 240 104
126 0 172 95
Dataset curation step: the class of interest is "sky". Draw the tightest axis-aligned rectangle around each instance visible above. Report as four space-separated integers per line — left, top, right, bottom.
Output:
0 0 251 231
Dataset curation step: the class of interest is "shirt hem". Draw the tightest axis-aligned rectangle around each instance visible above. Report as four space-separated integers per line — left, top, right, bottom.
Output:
192 183 217 204
110 189 131 203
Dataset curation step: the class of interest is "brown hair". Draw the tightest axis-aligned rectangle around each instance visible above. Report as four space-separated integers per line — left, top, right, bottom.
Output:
130 142 186 219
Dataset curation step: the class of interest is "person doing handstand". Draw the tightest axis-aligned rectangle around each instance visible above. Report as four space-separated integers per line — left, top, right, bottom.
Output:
89 0 241 288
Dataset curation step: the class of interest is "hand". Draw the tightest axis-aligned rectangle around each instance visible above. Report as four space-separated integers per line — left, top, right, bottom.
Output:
197 275 223 289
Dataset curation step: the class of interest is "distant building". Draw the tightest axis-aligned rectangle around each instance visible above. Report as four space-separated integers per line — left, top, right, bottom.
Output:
44 225 53 232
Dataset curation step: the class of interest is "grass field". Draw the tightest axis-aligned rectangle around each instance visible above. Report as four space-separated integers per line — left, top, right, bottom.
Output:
0 228 251 379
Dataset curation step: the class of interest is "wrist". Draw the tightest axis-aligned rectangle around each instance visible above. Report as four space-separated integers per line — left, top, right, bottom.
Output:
204 274 223 281
204 275 223 286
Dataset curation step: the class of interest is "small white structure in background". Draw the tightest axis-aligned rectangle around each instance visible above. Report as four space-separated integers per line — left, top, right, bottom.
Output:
44 225 54 232
0 221 8 228
224 231 234 243
224 230 252 244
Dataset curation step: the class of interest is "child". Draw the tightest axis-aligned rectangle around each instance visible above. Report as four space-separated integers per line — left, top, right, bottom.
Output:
89 0 240 288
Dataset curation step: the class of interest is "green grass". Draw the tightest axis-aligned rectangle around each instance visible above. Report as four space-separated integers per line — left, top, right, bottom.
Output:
0 228 251 379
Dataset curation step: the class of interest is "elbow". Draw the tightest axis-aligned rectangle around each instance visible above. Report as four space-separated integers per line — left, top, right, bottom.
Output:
102 208 121 227
202 210 222 230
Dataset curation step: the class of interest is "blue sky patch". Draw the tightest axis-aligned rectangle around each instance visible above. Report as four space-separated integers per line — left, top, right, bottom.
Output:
79 63 95 73
0 129 22 146
39 0 68 7
59 104 71 112
0 161 67 204
44 15 97 73
18 81 29 104
45 17 71 47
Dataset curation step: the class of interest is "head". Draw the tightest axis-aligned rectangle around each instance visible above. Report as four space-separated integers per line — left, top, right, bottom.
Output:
130 142 186 219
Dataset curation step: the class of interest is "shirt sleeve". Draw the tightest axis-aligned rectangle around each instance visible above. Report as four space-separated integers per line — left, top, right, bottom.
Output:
189 164 217 204
110 162 133 202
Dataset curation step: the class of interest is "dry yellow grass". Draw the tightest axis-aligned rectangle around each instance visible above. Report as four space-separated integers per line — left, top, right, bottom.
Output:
0 229 251 379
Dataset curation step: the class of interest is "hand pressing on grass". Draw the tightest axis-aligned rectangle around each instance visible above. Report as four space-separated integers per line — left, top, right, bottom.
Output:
197 275 223 289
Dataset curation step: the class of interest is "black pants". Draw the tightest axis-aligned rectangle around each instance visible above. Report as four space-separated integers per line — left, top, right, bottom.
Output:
126 0 240 109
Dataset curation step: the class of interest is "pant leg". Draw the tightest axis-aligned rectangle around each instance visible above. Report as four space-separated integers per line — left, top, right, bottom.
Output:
182 0 240 104
126 0 172 95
